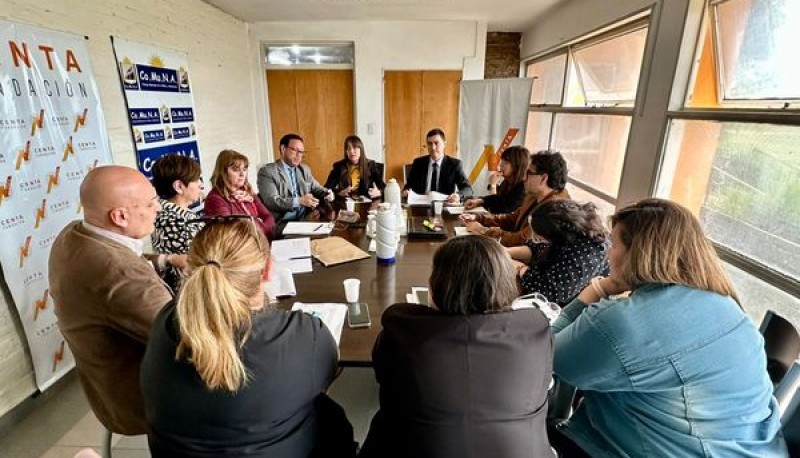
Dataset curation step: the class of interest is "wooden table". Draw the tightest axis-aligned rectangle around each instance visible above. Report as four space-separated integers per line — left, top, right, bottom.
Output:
278 200 457 366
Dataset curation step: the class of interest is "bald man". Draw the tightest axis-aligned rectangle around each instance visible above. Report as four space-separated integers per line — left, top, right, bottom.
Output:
49 166 184 435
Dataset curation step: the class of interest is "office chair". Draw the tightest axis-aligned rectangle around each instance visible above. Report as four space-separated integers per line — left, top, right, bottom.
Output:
547 376 577 424
776 361 800 419
780 368 800 456
403 164 413 185
760 310 800 386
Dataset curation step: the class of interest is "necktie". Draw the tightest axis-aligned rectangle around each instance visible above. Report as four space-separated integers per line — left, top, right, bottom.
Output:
430 162 439 193
288 168 299 197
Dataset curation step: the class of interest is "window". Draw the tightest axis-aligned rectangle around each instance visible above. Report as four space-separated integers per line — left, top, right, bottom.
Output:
659 0 800 326
265 44 354 68
524 20 649 216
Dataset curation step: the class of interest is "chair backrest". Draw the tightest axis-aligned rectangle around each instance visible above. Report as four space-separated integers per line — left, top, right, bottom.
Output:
760 311 800 386
403 164 413 185
776 361 800 419
547 376 577 424
781 368 800 456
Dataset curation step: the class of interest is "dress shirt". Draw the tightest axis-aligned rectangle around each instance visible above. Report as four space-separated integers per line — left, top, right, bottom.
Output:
82 221 145 256
280 160 304 220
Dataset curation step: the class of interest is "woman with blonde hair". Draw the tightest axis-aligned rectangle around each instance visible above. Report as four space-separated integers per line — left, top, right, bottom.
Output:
141 219 354 457
550 198 786 457
204 149 275 240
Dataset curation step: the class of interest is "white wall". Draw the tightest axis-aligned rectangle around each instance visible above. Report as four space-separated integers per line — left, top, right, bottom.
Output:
249 20 487 165
0 0 259 417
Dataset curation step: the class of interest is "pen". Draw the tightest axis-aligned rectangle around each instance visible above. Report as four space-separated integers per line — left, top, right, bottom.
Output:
312 224 324 232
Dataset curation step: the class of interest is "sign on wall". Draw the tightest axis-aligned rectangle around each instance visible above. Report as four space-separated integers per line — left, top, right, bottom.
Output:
111 37 201 179
0 20 113 390
458 78 534 193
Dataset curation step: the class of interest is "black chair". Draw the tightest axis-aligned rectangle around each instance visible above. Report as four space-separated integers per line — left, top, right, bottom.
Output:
760 310 800 386
403 164 413 185
780 364 800 456
547 376 577 424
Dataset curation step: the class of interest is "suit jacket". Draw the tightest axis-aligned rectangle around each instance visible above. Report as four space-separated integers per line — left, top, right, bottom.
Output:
257 160 328 222
324 159 386 196
477 188 570 247
360 303 553 458
481 180 525 214
49 221 172 434
403 155 473 198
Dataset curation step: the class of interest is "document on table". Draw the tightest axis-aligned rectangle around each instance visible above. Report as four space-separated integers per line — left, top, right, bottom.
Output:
271 238 313 273
445 206 488 215
405 287 430 306
453 226 470 237
283 222 333 235
407 190 449 206
291 302 348 346
265 265 296 299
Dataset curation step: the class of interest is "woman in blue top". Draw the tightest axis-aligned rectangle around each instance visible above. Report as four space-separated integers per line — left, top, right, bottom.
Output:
551 198 787 457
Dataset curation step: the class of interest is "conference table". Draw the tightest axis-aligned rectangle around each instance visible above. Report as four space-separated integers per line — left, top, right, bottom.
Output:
277 199 459 367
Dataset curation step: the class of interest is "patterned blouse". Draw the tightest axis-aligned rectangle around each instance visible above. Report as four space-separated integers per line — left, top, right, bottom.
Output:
152 199 204 291
519 235 609 305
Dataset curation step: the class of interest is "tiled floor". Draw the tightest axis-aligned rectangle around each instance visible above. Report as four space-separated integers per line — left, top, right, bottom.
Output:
0 368 379 457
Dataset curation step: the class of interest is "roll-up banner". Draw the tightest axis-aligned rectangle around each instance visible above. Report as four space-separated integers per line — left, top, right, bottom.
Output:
111 37 201 179
0 20 113 390
457 78 534 193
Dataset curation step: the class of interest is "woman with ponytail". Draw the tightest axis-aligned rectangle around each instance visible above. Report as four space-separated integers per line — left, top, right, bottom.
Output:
141 218 355 457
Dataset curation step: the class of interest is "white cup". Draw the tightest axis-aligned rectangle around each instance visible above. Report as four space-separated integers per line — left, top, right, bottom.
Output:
343 278 360 303
433 201 443 216
345 199 355 213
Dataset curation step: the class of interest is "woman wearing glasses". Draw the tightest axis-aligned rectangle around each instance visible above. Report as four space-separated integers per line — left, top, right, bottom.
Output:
141 219 355 457
151 154 205 291
205 149 275 240
463 146 529 214
360 235 553 458
508 199 609 305
324 135 385 199
549 199 786 457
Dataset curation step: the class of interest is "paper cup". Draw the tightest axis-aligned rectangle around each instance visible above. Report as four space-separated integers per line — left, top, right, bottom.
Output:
433 201 443 216
343 278 361 303
345 199 355 213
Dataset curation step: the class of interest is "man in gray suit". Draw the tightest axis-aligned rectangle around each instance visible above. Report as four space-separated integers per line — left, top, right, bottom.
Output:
258 133 334 224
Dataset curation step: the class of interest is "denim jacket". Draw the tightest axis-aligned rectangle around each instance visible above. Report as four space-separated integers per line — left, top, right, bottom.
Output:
553 283 787 457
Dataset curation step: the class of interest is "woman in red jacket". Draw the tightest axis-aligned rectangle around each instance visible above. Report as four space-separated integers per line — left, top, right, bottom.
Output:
204 149 275 240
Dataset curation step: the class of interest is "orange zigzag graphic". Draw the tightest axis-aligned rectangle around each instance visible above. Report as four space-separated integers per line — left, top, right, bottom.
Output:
52 341 65 372
62 136 74 161
19 235 32 268
30 109 44 136
16 140 31 170
34 198 47 228
73 108 88 133
34 288 49 320
47 167 61 193
0 176 13 206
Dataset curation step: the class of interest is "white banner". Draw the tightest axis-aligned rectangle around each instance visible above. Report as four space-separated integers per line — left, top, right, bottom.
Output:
457 78 534 193
111 37 201 179
0 21 113 390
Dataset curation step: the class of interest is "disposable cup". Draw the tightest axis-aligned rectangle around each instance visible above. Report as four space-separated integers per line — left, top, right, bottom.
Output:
345 199 356 213
343 278 360 303
433 201 444 216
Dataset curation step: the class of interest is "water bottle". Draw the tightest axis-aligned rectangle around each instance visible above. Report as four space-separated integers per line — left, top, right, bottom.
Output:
376 203 397 264
384 178 401 207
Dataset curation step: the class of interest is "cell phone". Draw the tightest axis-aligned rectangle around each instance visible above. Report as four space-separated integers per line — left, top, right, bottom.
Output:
347 302 371 328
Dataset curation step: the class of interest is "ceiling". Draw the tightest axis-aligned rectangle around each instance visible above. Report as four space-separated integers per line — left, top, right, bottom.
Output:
202 0 565 32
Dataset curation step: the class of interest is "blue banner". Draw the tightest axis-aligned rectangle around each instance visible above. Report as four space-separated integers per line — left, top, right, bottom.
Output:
137 64 179 92
169 107 194 123
136 141 200 180
128 108 161 126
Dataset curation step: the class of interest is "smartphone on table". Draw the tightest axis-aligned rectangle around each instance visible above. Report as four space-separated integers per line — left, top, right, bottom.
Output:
347 302 371 328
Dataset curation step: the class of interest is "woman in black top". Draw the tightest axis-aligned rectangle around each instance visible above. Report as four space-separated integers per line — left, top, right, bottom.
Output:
509 199 609 304
360 236 553 458
141 219 354 457
463 145 529 214
324 135 385 199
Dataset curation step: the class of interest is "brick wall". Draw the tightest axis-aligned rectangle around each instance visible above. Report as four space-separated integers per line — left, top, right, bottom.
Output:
484 32 522 79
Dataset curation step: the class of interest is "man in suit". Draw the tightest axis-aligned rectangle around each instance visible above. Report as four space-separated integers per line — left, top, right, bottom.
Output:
258 133 334 224
403 128 473 203
49 166 186 435
461 150 570 247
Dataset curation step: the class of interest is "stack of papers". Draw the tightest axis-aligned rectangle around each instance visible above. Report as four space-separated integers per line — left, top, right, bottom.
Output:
283 222 333 236
265 265 296 299
407 190 449 206
453 226 470 237
270 238 313 273
291 302 348 345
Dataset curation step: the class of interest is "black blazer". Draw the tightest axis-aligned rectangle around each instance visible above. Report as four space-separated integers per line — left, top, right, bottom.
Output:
482 180 525 214
324 159 385 196
403 155 473 198
359 303 553 458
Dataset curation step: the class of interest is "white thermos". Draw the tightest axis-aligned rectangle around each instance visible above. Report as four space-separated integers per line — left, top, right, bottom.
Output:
376 203 397 264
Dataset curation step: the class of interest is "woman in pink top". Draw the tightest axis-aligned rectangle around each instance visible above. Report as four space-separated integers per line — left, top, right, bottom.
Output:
204 149 276 240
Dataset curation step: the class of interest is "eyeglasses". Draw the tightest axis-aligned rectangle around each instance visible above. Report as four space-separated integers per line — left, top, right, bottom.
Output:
285 146 306 155
526 169 544 177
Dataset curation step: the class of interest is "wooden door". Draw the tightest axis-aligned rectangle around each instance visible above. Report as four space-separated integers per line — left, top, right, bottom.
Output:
384 70 461 186
266 70 354 181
